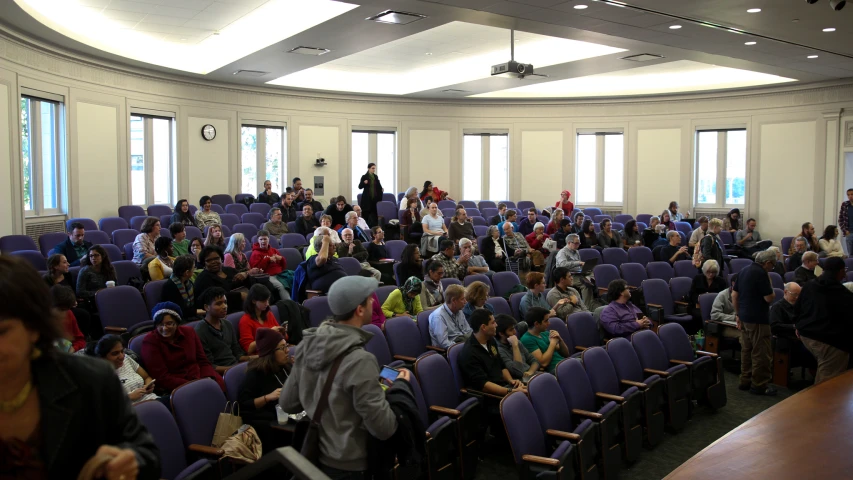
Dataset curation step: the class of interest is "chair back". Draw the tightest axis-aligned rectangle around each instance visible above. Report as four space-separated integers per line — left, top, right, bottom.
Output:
225 204 248 216
463 274 494 296
130 216 149 231
143 279 167 313
241 213 266 228
548 318 575 352
583 207 603 217
481 208 498 219
338 257 362 276
620 262 648 288
593 264 621 296
65 218 98 232
99 217 129 237
593 215 612 223
602 248 628 268
111 229 139 248
376 201 398 224
527 373 575 435
128 333 145 355
10 251 46 270
478 201 497 210
669 277 692 303
384 316 426 360
96 286 150 331
279 248 303 271
729 258 752 274
210 194 233 209
492 271 521 299
485 297 512 316
646 261 674 282
555 358 598 413
566 312 599 350
673 260 698 279
183 226 202 241
628 246 654 267
226 312 243 333
674 222 693 236
630 329 671 372
415 351 465 412
605 337 645 383
250 203 271 216
219 214 240 230
279 233 308 249
38 232 67 257
774 287 784 302
363 324 395 366
509 292 525 322
698 292 716 324
144 205 170 218
458 201 477 209
84 230 111 246
385 240 407 262
780 237 794 255
578 248 602 264
769 272 783 290
171 378 227 447
223 362 248 403
232 223 259 239
437 200 456 210
118 205 145 223
440 278 462 291
376 285 397 306
417 311 432 347
658 323 695 363
134 400 191 480
303 296 332 328
642 278 675 315
113 260 142 286
614 214 634 224
718 230 734 246
0 235 39 253
581 346 621 396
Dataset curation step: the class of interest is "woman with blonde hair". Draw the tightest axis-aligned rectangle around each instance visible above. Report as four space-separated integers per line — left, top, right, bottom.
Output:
462 281 495 322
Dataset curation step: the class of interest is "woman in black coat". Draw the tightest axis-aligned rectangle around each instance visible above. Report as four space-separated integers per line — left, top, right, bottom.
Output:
160 255 199 320
357 163 384 228
481 225 507 272
0 255 159 479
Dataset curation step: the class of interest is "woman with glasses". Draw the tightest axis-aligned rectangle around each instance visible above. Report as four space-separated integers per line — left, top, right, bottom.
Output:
193 246 251 313
76 245 117 301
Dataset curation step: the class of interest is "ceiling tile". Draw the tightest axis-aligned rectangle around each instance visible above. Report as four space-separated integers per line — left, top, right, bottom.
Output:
137 14 189 27
104 1 158 14
145 5 200 18
101 9 148 22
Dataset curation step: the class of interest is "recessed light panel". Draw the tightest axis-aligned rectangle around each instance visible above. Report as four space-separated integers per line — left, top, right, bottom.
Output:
823 27 837 32
288 46 331 56
747 8 762 13
367 10 426 25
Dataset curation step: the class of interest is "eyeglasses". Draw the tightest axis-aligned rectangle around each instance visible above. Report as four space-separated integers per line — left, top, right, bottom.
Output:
88 253 101 258
160 322 177 328
275 346 288 352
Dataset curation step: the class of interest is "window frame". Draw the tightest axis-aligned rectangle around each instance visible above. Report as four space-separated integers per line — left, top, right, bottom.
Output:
21 94 66 217
693 128 747 209
462 131 509 202
574 130 625 207
240 123 288 196
129 113 176 206
350 129 397 201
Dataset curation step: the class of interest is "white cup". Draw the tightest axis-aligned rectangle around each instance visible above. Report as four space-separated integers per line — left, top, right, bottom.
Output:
106 281 116 288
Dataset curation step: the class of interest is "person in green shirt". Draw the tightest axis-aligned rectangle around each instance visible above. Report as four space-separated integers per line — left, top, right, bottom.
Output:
170 222 190 257
520 306 570 373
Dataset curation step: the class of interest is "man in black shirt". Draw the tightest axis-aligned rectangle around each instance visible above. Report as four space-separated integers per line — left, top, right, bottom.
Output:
295 204 320 236
552 219 573 249
194 287 252 374
661 230 690 265
786 237 807 271
279 193 298 222
732 250 777 396
458 309 524 397
794 251 819 286
769 282 801 339
297 188 324 214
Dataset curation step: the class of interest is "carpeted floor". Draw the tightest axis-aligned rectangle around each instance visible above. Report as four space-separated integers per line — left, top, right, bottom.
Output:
476 367 805 480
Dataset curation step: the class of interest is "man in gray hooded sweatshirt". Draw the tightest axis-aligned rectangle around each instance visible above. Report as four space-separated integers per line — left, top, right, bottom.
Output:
280 276 411 478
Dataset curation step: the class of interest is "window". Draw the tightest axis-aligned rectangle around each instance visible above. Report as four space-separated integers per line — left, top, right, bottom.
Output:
694 129 746 207
241 125 287 195
20 95 65 216
462 133 509 201
575 132 624 205
351 130 396 201
130 114 175 206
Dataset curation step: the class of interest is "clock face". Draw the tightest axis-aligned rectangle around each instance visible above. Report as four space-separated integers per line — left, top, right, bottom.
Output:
202 124 216 141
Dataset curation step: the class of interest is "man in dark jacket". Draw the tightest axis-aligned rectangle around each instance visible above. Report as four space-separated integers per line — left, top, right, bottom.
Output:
294 204 320 236
279 193 298 222
794 251 819 286
796 257 853 384
50 222 93 266
552 218 573 249
769 282 801 339
297 188 324 214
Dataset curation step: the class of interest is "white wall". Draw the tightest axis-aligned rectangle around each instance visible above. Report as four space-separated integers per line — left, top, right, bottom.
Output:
408 129 451 195
0 82 12 236
187 116 230 205
75 102 120 222
636 129 682 216
298 125 340 203
520 130 563 209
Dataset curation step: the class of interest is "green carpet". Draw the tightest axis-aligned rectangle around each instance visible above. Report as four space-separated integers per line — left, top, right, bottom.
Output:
476 369 798 480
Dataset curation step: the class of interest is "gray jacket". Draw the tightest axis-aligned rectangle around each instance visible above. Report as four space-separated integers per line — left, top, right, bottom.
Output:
496 340 538 379
280 322 397 471
555 247 583 270
547 284 589 319
711 289 736 323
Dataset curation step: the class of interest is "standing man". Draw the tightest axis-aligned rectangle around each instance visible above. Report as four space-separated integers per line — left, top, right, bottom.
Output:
280 276 411 478
796 257 853 384
51 222 93 266
732 250 777 396
838 188 853 256
357 163 384 227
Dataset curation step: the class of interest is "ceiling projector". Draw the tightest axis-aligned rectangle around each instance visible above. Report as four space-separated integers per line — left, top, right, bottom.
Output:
491 60 535 78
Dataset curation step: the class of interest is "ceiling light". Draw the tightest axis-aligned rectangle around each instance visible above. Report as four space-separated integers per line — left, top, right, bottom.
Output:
830 0 846 10
367 10 427 24
574 4 589 9
745 41 757 45
807 55 819 58
425 52 432 56
288 46 330 56
823 27 837 32
747 8 761 12
232 70 270 77
805 0 818 3
669 25 682 29
621 53 665 62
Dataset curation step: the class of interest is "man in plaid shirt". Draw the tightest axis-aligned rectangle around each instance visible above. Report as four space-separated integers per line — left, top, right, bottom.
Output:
837 189 853 256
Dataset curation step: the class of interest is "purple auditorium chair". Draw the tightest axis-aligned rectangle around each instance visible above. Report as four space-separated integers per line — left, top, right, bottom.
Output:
615 214 634 224
478 201 497 210
472 217 488 227
459 201 477 209
620 263 648 290
566 312 600 353
674 222 693 237
578 248 602 264
492 271 521 299
463 274 494 296
159 215 174 227
357 194 362 204
774 287 784 302
11 251 47 270
249 202 271 217
636 222 648 232
443 217 452 228
476 236 486 255
441 208 456 218
415 350 482 479
382 193 397 203
517 201 536 211
184 226 202 241
101 244 123 263
677 231 688 247
118 205 145 223
84 230 111 246
548 318 577 355
605 338 667 443
376 201 398 225
698 293 716 328
232 223 259 239
146 204 172 218
416 311 432 348
303 296 332 328
226 312 242 333
242 213 266 228
338 257 362 276
134 401 214 480
0 235 38 253
555 358 624 476
143 279 167 313
583 208 602 217
527 373 600 480
784 271 795 283
225 203 248 217
611 222 624 232
673 260 698 279
38 232 68 257
593 264 621 299
593 215 612 224
500 392 578 480
66 218 98 231
171 378 227 450
113 260 143 286
385 240 407 262
636 214 653 225
482 208 498 219
99 217 129 237
437 200 456 210
473 225 488 237
398 192 406 202
232 194 251 204
485 297 512 316
376 285 397 306
466 208 481 217
627 246 654 267
780 237 794 256
718 231 735 252
96 285 151 334
188 205 198 215
251 235 279 249
219 214 240 230
362 324 403 368
728 258 752 274
223 361 248 403
646 262 673 282
580 347 644 462
658 323 727 410
510 292 525 322
210 194 233 209
769 272 783 290
393 263 405 286
279 248 303 271
279 233 309 249
123 243 134 261
130 216 148 231
642 278 695 333
128 333 145 356
385 316 440 362
669 277 693 306
630 329 692 429
209 204 225 215
602 247 628 268
848 271 853 283
440 278 462 291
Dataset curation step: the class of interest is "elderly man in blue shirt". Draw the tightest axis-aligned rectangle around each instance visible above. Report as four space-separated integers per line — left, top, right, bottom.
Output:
428 284 472 349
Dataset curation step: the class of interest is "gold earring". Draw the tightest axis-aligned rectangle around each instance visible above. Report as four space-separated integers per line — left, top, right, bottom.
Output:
30 347 42 360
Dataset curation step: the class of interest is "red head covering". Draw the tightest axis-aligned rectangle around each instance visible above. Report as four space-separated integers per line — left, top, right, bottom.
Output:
556 191 574 213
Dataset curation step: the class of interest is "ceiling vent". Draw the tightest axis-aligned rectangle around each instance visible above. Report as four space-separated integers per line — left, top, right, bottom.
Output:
621 53 665 62
288 46 331 56
367 10 427 25
440 89 469 94
232 70 270 77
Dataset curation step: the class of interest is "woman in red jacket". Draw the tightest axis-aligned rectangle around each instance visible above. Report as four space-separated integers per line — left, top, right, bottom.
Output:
238 284 286 354
50 285 86 352
140 301 225 393
249 229 290 300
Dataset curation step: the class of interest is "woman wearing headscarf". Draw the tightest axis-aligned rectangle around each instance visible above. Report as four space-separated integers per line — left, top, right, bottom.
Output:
555 190 574 216
357 163 384 228
381 277 424 319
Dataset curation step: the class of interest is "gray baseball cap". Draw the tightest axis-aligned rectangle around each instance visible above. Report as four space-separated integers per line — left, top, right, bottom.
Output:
327 276 380 315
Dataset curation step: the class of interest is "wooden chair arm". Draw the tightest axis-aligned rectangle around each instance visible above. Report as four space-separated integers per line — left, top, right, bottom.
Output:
669 359 693 366
305 290 323 299
595 392 625 403
522 454 560 467
393 354 417 363
104 326 127 334
574 346 587 352
546 429 582 442
188 444 224 456
620 379 647 389
643 368 670 377
696 350 719 358
461 387 506 401
597 287 608 295
674 300 689 306
429 405 461 417
647 303 663 309
425 345 446 353
571 409 603 420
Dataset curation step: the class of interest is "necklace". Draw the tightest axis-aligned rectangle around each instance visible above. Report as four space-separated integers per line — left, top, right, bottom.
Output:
0 381 33 413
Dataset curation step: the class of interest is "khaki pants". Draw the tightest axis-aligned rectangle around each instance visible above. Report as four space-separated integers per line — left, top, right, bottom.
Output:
801 336 850 385
739 323 772 389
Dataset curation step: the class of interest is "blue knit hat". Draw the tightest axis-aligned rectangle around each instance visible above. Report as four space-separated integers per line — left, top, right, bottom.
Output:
151 301 183 325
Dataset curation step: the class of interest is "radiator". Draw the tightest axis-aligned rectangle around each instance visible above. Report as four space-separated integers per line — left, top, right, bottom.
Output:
25 220 66 245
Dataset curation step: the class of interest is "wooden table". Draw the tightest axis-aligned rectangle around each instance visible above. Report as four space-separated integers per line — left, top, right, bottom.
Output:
665 369 853 479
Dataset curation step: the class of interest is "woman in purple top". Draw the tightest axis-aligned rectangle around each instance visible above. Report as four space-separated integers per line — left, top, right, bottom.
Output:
599 279 652 338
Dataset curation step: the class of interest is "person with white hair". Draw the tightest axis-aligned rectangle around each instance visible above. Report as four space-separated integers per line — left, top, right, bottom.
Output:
689 259 727 327
525 222 549 259
597 218 623 249
459 237 491 277
794 251 820 285
765 245 786 276
661 230 690 265
305 226 341 260
338 210 370 244
399 186 423 210
306 233 347 292
337 227 380 281
556 234 598 309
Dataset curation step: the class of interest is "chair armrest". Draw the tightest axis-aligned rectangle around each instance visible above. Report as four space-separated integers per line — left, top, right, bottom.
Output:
627 285 639 290
188 444 224 456
643 368 670 377
104 326 127 334
546 429 581 442
674 301 689 306
696 350 719 358
461 387 506 401
620 379 647 389
425 345 446 354
598 287 608 295
522 454 560 467
429 405 461 417
647 303 663 309
305 290 323 299
595 392 625 403
571 409 603 420
574 346 587 352
669 359 693 366
393 354 417 363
